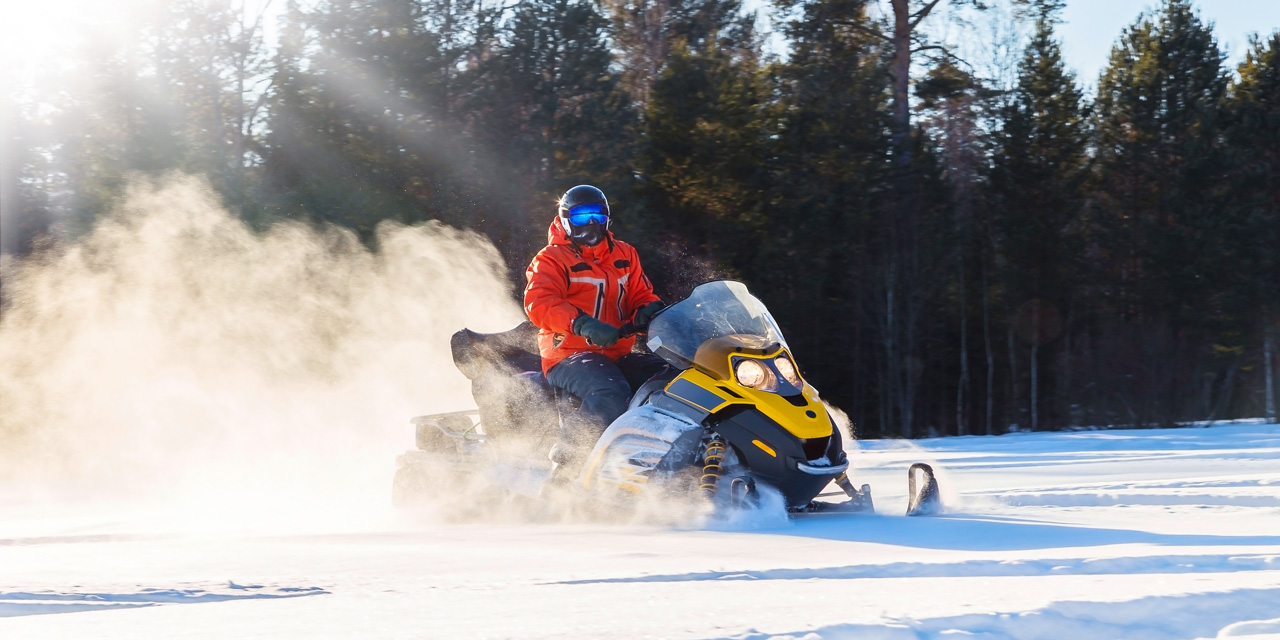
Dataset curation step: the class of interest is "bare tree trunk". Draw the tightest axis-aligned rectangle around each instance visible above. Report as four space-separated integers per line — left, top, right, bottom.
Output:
1060 305 1074 427
442 0 455 108
1167 321 1184 427
1208 361 1239 423
1031 302 1040 430
884 264 902 436
937 92 977 437
983 260 994 435
1200 367 1214 420
890 0 914 176
854 313 865 431
1266 329 1276 422
888 0 914 439
209 38 234 204
884 0 945 438
1007 323 1019 430
0 103 17 261
232 9 247 207
878 332 890 435
957 257 969 435
904 297 918 438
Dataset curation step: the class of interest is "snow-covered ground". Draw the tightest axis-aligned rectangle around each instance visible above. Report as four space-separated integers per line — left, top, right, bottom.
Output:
3 421 1280 639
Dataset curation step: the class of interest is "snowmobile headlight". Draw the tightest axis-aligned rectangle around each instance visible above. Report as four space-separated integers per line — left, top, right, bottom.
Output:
774 354 801 387
734 358 776 391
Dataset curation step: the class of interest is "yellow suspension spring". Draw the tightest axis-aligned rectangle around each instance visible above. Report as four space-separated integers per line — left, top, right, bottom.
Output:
700 436 726 498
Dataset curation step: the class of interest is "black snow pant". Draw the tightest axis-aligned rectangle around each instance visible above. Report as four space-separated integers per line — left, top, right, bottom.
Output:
546 351 668 461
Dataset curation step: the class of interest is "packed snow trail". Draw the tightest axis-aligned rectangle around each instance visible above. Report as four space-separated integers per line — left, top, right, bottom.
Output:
3 421 1280 639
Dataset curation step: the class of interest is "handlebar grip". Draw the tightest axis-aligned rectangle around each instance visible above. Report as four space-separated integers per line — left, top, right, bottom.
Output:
618 321 642 338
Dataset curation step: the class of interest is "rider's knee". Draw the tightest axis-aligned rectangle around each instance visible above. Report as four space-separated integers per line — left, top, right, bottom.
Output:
580 384 630 425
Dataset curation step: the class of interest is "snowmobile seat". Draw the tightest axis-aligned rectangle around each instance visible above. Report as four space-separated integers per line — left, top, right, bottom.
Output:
451 321 544 381
451 322 555 401
450 322 560 443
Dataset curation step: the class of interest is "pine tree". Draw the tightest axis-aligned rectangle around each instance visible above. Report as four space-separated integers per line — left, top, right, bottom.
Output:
764 0 892 433
806 0 984 437
603 0 756 108
989 16 1087 430
0 102 56 260
261 0 427 237
1226 32 1280 422
916 61 989 435
152 0 274 212
462 0 635 258
1091 0 1230 425
260 0 497 240
639 39 766 277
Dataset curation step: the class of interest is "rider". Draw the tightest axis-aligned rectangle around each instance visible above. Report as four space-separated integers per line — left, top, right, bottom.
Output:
524 185 667 480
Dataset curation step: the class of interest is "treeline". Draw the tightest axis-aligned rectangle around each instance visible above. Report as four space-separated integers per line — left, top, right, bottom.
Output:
2 0 1278 435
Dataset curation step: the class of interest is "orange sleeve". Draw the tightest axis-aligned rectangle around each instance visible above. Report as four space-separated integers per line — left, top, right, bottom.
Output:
524 249 584 334
622 246 661 320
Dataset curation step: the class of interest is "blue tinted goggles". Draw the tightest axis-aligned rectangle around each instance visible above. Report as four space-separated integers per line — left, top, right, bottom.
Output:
566 203 608 227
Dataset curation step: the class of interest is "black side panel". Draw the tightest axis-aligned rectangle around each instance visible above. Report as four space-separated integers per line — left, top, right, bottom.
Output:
712 407 805 477
629 368 679 411
654 427 704 474
649 392 710 423
712 407 839 508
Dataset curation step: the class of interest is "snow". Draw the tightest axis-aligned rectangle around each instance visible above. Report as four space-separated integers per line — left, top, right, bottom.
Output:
3 421 1280 639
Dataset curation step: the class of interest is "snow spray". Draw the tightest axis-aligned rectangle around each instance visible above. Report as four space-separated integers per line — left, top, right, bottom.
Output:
0 174 525 531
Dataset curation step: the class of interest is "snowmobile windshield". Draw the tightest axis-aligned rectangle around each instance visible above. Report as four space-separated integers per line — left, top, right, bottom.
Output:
646 280 787 370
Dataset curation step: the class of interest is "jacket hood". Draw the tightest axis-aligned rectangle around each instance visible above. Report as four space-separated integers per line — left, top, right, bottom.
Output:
547 218 570 245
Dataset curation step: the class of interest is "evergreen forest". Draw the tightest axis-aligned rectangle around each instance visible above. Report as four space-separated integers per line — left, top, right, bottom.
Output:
3 0 1279 437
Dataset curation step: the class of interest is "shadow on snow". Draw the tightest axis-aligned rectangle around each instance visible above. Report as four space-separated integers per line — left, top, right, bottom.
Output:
551 551 1279 585
772 514 1280 551
0 582 328 618
700 587 1280 640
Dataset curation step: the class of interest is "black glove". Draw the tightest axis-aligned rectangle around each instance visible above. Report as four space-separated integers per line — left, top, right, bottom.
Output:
572 314 621 347
633 300 665 328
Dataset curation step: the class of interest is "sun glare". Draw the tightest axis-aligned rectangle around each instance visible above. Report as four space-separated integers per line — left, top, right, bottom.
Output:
1 0 160 94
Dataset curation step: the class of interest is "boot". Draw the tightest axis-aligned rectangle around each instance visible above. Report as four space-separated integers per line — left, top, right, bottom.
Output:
541 443 581 497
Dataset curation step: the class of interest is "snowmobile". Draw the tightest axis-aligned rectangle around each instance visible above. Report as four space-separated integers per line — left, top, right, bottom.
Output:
393 280 941 517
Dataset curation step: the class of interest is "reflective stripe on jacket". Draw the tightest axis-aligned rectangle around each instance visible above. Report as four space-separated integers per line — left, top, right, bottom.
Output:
524 218 660 374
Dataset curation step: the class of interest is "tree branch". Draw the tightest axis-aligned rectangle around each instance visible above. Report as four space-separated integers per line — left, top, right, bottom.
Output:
245 78 277 123
249 0 276 36
909 0 946 30
912 44 974 71
832 20 892 42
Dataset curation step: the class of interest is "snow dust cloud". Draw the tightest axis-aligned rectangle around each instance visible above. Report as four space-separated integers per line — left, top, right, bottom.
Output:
0 175 524 529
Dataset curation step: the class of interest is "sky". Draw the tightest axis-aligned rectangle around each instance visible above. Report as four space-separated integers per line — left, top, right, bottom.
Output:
1057 0 1280 86
2 0 1279 104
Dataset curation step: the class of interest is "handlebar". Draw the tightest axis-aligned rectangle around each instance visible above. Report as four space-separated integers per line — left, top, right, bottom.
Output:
619 303 667 339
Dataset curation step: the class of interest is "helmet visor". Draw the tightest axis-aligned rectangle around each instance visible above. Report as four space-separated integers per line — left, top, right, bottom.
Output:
566 203 608 227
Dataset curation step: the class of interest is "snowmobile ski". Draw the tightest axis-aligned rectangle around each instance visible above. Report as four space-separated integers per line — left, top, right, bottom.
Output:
905 463 942 516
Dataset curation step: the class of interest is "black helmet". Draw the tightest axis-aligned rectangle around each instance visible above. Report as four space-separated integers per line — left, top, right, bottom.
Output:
558 185 611 247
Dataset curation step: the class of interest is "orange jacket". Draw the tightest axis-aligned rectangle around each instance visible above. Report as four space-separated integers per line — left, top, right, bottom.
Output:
524 218 661 374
